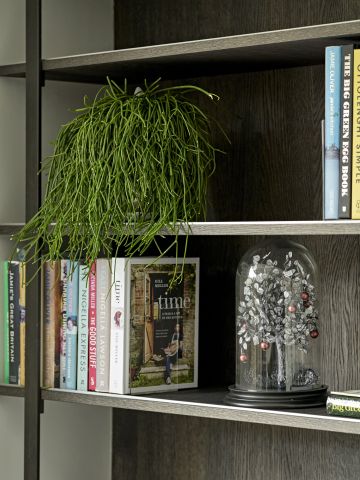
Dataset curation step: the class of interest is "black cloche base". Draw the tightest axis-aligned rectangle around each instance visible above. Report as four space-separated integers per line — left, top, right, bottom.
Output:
224 385 328 409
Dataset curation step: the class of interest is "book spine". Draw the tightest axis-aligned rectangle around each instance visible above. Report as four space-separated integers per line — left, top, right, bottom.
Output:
59 260 68 389
8 262 20 385
109 258 126 394
96 259 111 392
88 262 97 391
327 395 360 418
43 262 55 387
339 45 354 218
19 263 26 386
3 261 9 384
53 262 61 388
324 46 342 219
77 265 89 391
352 49 360 218
65 261 79 390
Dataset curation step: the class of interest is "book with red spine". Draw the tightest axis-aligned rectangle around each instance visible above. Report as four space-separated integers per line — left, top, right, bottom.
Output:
88 262 97 391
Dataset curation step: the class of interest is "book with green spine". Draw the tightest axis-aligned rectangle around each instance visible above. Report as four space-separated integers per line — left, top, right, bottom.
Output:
327 390 360 418
3 261 9 384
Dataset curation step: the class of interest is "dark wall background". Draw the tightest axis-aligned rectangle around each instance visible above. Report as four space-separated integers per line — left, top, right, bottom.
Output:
112 2 360 479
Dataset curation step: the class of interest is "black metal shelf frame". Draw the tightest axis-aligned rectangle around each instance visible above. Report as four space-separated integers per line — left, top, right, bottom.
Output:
25 1 42 479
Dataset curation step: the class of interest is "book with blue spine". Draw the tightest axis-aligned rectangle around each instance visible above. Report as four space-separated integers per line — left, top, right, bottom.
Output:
324 46 342 219
77 264 89 391
65 261 79 390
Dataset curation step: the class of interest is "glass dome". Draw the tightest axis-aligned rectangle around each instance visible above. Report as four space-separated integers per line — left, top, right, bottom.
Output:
225 238 327 408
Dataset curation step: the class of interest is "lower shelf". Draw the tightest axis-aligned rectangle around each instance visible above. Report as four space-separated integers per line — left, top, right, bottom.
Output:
0 384 24 397
41 387 360 435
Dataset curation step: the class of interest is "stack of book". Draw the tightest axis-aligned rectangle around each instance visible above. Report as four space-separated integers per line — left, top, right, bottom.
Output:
324 45 360 220
1 261 26 386
42 257 199 394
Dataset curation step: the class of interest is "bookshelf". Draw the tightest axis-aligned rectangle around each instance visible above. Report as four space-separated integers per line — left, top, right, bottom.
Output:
2 0 360 479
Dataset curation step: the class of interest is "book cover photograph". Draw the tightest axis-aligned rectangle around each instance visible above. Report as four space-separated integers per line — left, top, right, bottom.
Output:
128 258 199 394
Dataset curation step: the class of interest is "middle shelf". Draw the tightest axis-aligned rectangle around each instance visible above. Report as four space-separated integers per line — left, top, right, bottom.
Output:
41 387 360 436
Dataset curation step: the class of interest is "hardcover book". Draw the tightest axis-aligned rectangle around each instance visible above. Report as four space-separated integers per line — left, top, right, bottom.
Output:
8 262 20 385
325 46 342 219
19 263 26 386
352 48 360 219
339 44 353 218
108 258 126 394
65 261 79 390
88 262 97 391
327 390 360 418
3 261 9 384
96 259 111 392
42 261 62 388
127 258 199 394
77 264 89 391
59 260 68 389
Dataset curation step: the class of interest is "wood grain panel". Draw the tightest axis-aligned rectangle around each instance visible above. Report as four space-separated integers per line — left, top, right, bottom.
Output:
112 410 360 480
191 65 324 221
114 0 360 48
185 235 360 391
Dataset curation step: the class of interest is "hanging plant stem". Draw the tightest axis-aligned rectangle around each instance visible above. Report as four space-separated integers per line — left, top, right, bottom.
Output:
13 78 228 282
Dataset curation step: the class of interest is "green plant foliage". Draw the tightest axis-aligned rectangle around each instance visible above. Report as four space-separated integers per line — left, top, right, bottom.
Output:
14 78 227 281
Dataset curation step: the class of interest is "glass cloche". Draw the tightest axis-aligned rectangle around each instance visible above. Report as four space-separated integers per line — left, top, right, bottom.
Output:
225 238 327 408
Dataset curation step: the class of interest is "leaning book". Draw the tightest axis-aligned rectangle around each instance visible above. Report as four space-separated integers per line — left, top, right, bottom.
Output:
126 258 199 394
326 390 360 418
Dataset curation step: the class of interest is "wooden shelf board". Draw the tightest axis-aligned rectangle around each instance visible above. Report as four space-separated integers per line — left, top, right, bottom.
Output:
0 384 24 397
0 223 25 236
177 221 360 236
0 221 359 237
41 387 360 435
0 63 26 78
41 20 360 82
2 20 360 82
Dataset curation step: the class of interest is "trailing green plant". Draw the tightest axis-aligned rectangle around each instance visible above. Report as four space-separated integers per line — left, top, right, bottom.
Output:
14 78 228 282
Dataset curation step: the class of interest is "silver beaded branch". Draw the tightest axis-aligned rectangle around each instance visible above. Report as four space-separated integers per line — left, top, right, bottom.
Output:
237 250 319 359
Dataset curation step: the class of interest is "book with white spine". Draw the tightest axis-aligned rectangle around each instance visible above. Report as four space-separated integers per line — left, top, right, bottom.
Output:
77 264 89 391
109 258 126 394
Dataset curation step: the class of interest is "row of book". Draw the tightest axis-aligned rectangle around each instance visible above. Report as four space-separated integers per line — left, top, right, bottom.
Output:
324 45 360 220
1 261 26 386
42 257 199 394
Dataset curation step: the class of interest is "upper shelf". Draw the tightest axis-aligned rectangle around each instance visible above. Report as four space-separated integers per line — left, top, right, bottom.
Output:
1 20 360 83
2 221 360 237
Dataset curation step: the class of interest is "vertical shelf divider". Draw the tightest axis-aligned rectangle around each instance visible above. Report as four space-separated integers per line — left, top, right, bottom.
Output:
24 1 42 479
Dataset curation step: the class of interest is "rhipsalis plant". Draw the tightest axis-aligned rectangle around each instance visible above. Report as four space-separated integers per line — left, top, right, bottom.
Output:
14 78 228 282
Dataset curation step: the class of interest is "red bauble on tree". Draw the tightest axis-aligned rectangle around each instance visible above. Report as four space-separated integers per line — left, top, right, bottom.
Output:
239 354 248 363
300 291 309 301
260 341 270 350
310 329 319 339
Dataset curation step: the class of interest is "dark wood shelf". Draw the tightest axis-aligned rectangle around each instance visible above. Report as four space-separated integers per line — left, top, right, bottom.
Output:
0 223 25 236
41 387 360 435
0 63 25 78
1 20 360 83
0 384 24 397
